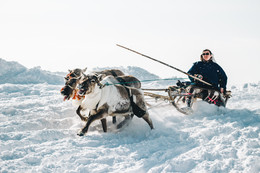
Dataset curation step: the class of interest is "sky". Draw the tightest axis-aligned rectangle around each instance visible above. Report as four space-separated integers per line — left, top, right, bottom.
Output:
0 0 260 86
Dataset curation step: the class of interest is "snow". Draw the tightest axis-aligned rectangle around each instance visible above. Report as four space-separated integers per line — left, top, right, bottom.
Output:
0 58 64 85
0 59 260 172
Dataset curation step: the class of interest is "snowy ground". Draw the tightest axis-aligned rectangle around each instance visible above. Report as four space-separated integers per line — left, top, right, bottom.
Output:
0 82 260 173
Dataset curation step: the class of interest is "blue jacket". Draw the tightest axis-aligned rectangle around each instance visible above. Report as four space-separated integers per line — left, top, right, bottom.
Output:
188 60 227 90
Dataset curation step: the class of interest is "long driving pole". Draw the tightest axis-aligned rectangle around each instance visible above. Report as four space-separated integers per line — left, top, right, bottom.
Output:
116 44 212 86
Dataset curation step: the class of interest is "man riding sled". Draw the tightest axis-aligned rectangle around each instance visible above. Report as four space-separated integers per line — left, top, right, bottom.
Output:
184 49 228 108
116 44 231 114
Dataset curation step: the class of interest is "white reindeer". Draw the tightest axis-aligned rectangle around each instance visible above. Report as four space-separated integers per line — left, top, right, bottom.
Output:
77 74 154 136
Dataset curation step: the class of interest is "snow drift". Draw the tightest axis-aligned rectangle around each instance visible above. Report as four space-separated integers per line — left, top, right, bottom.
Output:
0 58 166 85
0 59 259 172
0 58 64 85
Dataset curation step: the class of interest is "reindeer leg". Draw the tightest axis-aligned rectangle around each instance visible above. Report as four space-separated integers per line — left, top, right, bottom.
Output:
101 118 107 132
77 109 105 136
142 113 154 130
112 117 117 124
116 114 133 129
76 106 88 122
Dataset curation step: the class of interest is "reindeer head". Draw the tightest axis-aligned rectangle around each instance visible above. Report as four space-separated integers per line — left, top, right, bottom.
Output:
60 68 87 100
77 74 101 96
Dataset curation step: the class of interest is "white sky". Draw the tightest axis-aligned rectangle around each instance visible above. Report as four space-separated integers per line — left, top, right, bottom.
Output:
1 0 260 87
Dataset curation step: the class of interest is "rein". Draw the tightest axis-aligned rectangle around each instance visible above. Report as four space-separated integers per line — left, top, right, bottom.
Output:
100 78 181 87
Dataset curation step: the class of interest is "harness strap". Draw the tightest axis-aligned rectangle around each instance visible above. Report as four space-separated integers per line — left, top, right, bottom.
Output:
110 70 118 77
72 89 85 100
66 72 82 80
115 77 127 86
124 87 146 118
67 84 74 89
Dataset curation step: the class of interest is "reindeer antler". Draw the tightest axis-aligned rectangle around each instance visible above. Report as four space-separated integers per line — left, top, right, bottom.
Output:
83 67 87 73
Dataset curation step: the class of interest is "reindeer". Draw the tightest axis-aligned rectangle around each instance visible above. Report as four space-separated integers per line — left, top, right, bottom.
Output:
60 68 89 121
60 68 142 130
76 74 154 136
60 68 125 101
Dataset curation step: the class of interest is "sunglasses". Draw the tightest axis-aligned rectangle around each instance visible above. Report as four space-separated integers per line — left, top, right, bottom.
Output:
202 53 210 56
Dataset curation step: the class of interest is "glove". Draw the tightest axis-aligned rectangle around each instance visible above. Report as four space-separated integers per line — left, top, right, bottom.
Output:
194 74 203 80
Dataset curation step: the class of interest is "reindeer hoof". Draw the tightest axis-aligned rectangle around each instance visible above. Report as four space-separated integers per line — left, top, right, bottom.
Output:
77 131 85 136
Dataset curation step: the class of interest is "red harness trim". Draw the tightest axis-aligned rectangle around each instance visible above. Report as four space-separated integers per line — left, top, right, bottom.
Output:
66 72 72 79
72 89 85 100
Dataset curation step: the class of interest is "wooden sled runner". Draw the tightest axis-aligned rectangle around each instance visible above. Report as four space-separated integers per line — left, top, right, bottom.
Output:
143 82 232 115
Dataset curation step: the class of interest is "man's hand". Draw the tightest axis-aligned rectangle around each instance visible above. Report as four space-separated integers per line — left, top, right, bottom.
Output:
194 74 203 80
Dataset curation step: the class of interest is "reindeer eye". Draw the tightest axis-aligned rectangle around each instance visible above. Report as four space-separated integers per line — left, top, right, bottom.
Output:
91 79 96 83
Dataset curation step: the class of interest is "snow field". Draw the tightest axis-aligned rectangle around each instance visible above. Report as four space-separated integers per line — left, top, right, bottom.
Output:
0 83 259 172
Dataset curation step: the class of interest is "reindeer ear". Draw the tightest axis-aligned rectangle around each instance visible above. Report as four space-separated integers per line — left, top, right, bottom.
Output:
97 74 104 81
83 67 87 72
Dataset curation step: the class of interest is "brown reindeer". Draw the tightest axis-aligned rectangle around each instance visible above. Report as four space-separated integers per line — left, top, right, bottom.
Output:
77 74 153 136
60 68 142 131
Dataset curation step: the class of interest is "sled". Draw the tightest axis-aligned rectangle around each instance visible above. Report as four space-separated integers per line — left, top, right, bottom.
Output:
143 82 232 115
117 45 230 115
